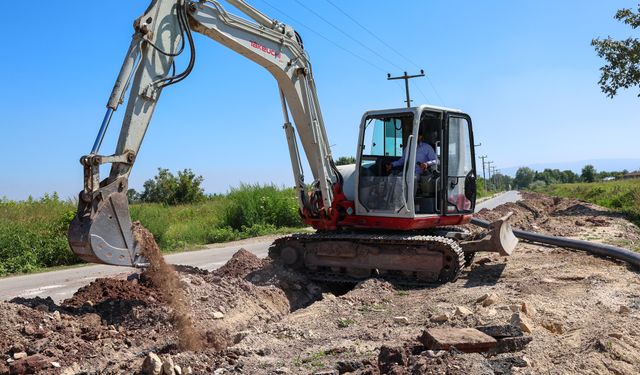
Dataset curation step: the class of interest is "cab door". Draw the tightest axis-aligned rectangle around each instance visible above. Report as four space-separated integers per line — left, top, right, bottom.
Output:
355 111 416 217
442 113 476 214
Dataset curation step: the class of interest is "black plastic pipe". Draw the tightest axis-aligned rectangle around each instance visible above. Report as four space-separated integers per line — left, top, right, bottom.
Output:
471 218 640 268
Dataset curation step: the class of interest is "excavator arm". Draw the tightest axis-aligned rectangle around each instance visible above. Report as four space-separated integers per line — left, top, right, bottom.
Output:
68 0 340 266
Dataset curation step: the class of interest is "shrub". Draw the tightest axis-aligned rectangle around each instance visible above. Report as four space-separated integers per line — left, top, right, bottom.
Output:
222 184 302 230
140 168 205 205
529 180 547 191
540 180 640 229
0 195 77 276
0 184 305 275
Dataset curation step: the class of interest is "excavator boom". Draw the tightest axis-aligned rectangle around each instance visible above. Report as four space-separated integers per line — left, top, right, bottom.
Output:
68 0 518 282
69 0 339 266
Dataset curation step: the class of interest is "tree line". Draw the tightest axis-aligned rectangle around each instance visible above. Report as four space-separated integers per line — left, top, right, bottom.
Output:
513 165 634 189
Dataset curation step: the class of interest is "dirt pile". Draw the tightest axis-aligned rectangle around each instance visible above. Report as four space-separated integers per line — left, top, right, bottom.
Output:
212 248 264 278
474 191 640 247
0 192 639 374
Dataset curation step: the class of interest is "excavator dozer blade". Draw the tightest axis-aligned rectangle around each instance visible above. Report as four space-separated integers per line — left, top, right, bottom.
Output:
487 212 519 256
68 178 143 267
461 212 519 256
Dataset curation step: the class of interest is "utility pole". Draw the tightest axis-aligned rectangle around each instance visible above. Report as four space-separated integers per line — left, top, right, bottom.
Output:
479 155 488 191
486 161 494 191
490 166 497 190
387 70 425 108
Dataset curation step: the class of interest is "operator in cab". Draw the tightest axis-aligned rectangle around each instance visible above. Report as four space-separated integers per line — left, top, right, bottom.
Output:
384 125 438 175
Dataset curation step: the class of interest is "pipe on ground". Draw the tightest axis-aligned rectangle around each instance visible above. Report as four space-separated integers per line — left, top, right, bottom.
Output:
471 218 640 268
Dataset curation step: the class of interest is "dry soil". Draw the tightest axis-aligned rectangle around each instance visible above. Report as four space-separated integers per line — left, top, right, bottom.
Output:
0 192 639 374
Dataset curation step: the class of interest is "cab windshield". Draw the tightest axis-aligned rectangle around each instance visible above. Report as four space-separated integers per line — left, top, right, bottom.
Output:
357 113 413 213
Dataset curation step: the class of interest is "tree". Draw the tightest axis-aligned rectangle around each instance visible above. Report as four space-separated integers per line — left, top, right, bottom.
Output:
529 180 547 191
127 188 140 204
140 168 205 205
561 170 579 183
535 168 562 185
592 4 640 97
581 165 597 183
513 167 536 189
335 156 356 166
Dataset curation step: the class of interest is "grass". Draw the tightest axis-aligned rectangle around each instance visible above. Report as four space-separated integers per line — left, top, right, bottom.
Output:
536 179 640 227
0 184 304 276
0 194 76 275
337 317 355 328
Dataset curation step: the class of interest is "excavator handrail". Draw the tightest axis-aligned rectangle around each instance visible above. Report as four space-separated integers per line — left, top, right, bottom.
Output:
399 134 413 213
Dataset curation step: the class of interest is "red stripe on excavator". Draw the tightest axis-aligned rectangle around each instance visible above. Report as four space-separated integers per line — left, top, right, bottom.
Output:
337 214 472 230
305 213 472 231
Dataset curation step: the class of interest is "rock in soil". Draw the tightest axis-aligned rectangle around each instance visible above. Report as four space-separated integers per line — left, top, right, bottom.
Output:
0 192 639 374
419 327 497 353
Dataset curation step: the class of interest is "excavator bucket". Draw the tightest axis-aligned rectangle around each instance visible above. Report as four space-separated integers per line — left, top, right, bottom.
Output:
68 178 143 267
461 212 519 256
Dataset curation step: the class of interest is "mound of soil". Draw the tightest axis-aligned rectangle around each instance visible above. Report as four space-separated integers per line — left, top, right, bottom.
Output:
212 248 264 278
63 278 156 307
0 192 639 374
473 192 640 248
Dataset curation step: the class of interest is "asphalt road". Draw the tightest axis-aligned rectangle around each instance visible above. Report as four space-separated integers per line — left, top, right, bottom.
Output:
0 191 521 303
476 190 521 211
0 238 276 303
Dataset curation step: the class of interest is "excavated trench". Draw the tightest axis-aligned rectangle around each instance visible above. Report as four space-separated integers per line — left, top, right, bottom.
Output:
3 192 640 374
0 228 352 374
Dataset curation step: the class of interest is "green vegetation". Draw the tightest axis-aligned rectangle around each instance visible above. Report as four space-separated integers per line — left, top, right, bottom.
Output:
335 156 356 165
535 179 640 227
514 165 634 190
294 350 329 369
592 3 640 98
0 194 76 276
131 168 206 205
476 177 510 199
337 317 355 328
0 184 303 277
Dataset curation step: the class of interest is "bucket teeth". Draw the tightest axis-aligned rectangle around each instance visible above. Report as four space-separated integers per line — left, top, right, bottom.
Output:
68 178 143 267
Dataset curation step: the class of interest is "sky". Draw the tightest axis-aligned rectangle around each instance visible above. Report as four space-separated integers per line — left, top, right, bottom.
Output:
0 0 638 200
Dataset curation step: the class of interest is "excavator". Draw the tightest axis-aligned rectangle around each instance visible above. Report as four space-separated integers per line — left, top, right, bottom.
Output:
68 0 518 284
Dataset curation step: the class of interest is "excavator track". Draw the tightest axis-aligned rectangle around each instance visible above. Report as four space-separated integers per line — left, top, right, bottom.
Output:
269 232 465 286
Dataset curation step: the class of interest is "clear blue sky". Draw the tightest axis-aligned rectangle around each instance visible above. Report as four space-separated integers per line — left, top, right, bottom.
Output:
0 1 638 200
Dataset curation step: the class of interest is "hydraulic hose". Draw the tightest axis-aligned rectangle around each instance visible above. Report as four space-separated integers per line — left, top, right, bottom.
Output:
470 217 640 268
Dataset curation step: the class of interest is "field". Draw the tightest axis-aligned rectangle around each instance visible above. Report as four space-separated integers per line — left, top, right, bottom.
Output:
536 179 640 227
0 185 302 276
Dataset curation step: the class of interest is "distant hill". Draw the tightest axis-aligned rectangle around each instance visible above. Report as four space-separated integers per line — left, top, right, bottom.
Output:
501 158 640 177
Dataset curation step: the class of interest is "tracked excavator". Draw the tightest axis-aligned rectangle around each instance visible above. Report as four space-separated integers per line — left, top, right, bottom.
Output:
68 0 518 284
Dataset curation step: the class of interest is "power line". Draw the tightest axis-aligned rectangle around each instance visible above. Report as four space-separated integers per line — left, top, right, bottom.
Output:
324 0 420 70
425 77 446 106
322 0 445 106
256 0 388 74
292 0 405 72
415 84 430 103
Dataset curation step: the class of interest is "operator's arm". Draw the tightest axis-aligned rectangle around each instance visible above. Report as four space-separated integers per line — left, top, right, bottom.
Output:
415 143 439 172
390 153 406 169
424 143 439 166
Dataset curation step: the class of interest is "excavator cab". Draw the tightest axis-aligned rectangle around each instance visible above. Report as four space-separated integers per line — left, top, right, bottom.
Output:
355 105 476 220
